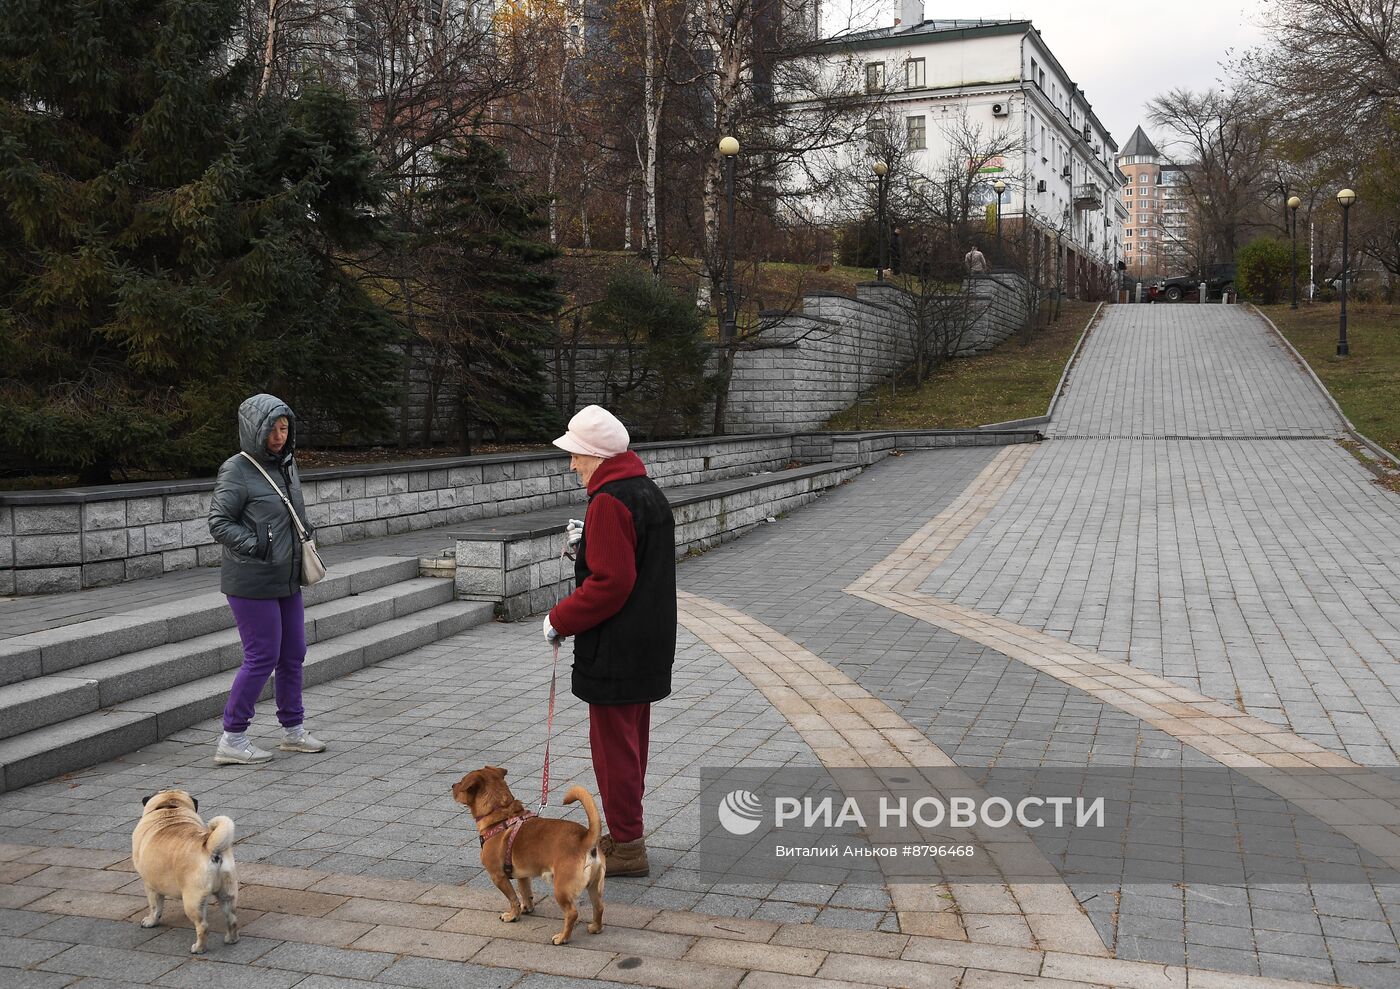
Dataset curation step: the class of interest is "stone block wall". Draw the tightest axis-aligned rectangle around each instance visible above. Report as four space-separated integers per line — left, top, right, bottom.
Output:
0 434 808 596
546 275 1035 436
454 462 863 619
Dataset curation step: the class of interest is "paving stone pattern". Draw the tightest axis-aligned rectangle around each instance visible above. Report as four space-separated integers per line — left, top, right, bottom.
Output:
676 447 1400 986
927 307 1400 764
1046 304 1343 438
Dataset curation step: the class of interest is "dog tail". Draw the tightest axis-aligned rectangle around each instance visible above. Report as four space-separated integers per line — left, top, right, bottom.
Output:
563 785 601 850
204 816 236 856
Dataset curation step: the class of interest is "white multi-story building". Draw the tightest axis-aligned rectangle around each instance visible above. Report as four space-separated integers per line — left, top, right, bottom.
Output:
797 3 1124 293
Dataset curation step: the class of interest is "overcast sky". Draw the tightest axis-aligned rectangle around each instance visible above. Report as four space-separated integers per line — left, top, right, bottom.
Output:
824 1 1267 149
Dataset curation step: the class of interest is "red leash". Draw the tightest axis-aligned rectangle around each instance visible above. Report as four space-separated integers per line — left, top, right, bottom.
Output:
540 640 559 810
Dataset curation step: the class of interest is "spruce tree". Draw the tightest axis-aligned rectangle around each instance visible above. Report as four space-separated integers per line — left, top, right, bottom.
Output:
0 0 399 482
417 138 562 450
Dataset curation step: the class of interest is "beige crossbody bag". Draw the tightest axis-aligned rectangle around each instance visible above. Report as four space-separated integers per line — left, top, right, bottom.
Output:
239 451 326 585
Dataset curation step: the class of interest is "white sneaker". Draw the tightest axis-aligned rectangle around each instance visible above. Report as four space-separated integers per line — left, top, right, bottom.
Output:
215 733 272 765
278 726 327 753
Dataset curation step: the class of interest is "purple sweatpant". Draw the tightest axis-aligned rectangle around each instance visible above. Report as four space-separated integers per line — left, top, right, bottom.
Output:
223 593 306 733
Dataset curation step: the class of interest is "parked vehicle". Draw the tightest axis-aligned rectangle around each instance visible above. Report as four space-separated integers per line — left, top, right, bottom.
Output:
1155 263 1237 302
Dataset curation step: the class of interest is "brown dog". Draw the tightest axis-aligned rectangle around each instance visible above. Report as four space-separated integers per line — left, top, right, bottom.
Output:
131 789 238 953
451 766 605 945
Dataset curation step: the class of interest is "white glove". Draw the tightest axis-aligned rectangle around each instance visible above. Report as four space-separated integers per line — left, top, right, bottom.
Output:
565 518 584 549
543 616 562 643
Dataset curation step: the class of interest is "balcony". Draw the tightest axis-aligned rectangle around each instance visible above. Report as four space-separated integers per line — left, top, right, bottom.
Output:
1073 183 1103 210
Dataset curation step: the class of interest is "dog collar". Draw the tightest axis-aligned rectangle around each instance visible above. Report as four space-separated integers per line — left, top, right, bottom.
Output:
478 811 537 880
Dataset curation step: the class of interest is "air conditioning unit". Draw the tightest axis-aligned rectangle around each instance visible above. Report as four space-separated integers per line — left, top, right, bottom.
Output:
991 102 1009 117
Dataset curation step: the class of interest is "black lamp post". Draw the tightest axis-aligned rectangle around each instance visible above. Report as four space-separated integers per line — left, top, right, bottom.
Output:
873 161 889 281
1337 187 1356 357
1288 195 1301 310
720 136 740 342
994 179 1006 259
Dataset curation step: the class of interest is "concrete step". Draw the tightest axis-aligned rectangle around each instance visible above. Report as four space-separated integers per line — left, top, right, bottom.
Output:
0 556 420 686
0 600 494 792
0 577 454 741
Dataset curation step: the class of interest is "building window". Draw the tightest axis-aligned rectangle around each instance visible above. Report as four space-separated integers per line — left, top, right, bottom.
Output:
865 62 885 93
905 58 925 88
867 118 887 149
1126 229 1133 237
1138 173 1148 184
906 115 926 150
1030 57 1039 86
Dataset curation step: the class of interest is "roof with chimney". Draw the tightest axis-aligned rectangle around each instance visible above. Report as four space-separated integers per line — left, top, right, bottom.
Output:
1120 126 1161 159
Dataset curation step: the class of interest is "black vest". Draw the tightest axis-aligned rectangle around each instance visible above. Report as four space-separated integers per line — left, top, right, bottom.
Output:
571 474 677 705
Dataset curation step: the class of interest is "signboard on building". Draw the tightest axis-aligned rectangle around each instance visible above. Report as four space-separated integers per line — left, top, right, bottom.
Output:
973 156 1007 174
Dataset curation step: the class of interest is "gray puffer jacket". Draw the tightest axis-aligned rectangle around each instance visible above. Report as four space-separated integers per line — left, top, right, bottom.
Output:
207 394 314 599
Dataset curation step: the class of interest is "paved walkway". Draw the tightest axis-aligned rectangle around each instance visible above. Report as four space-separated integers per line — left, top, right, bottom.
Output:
3 304 1400 988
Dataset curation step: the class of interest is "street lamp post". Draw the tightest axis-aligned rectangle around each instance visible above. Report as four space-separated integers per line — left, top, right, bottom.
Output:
1288 195 1301 310
993 179 1006 260
873 161 889 281
719 136 740 343
1337 187 1356 357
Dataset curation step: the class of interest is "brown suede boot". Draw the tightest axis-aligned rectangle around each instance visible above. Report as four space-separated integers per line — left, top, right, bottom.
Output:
599 833 650 877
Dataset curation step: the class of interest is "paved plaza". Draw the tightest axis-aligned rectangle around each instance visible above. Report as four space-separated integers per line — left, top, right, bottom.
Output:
3 303 1400 987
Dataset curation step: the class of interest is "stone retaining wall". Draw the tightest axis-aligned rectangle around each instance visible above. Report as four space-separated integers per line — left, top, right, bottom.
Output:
0 435 809 596
547 274 1035 435
453 463 863 619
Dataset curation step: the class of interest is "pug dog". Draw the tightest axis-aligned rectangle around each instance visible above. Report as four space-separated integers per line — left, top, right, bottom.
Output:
131 789 238 953
451 766 605 945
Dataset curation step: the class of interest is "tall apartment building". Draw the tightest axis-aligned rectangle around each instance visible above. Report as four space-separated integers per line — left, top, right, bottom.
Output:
797 3 1125 295
1117 126 1190 279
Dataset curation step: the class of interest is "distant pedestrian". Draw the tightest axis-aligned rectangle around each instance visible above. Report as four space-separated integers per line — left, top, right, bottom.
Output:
207 394 326 765
965 243 988 274
543 406 677 877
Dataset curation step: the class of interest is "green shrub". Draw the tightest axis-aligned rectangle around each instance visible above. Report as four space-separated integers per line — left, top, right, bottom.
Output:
1237 238 1300 305
587 270 718 438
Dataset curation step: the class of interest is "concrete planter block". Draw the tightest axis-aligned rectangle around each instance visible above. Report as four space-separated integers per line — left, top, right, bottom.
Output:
0 506 11 535
13 505 81 535
14 567 81 595
162 548 198 572
16 534 81 567
124 554 165 581
385 515 411 535
387 474 410 494
456 566 504 597
180 519 214 546
353 498 378 522
196 544 221 566
81 529 128 563
81 554 127 585
144 522 183 553
364 475 390 497
454 541 503 569
82 501 128 531
163 493 205 521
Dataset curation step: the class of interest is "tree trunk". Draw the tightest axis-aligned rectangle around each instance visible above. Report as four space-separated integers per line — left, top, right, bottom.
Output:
639 0 664 278
258 0 281 100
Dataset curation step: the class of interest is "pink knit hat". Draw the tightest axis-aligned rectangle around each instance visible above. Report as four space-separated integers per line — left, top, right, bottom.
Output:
553 405 630 458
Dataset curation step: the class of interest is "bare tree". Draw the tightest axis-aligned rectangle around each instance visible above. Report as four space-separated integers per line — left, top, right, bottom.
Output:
1147 86 1275 263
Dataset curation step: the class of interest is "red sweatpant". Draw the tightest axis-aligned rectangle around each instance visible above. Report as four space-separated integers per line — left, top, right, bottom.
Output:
589 702 650 843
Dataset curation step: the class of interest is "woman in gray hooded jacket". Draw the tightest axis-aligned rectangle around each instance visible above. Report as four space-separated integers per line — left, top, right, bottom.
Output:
206 394 326 765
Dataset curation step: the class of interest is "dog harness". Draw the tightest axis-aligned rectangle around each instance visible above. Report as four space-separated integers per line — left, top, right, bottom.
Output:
478 810 537 879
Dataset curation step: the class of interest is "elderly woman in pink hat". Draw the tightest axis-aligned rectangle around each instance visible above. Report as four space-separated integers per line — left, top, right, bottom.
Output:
543 406 676 877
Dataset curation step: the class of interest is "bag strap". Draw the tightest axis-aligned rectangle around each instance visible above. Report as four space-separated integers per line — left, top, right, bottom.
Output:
239 451 311 542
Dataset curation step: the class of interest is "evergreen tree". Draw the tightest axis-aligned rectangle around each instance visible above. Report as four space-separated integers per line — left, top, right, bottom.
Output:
0 0 400 482
417 138 563 450
589 269 717 438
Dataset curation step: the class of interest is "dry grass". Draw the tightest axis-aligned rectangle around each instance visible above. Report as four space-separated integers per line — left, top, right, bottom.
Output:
1264 302 1400 457
827 300 1101 430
